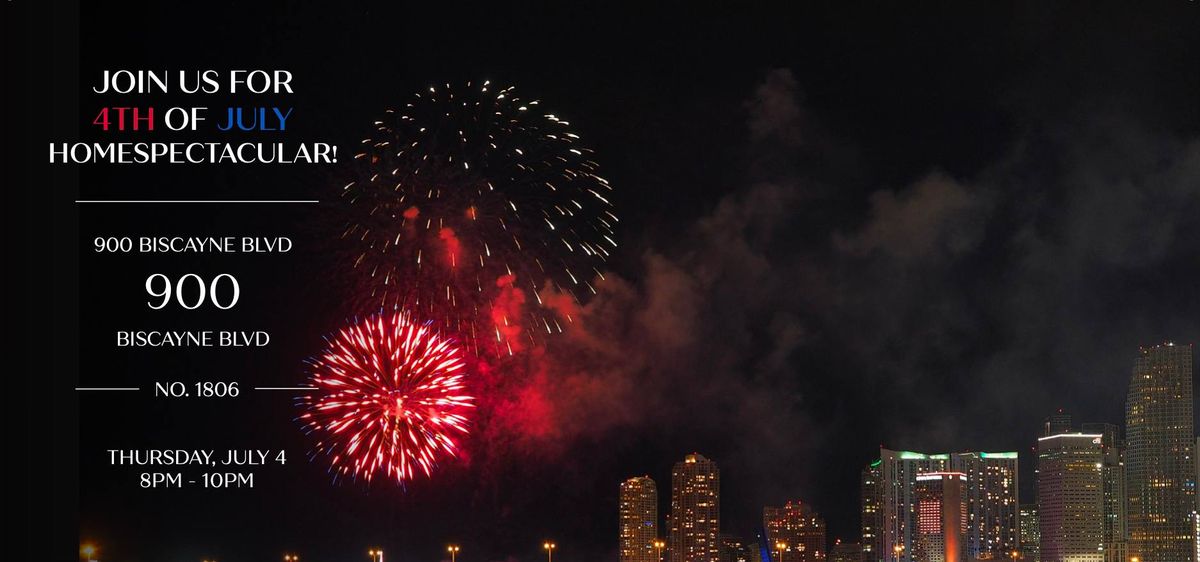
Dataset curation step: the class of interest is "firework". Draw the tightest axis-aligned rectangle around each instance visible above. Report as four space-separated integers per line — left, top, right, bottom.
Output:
340 81 616 354
299 310 474 484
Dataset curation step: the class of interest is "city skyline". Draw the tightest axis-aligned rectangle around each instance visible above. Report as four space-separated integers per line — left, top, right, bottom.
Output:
68 343 1200 559
25 4 1199 560
617 343 1196 562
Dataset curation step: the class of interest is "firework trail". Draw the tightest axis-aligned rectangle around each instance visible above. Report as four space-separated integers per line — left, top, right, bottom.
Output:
340 81 616 354
299 310 474 484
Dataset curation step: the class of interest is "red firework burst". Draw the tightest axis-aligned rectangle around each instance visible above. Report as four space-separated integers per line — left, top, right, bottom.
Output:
299 310 474 484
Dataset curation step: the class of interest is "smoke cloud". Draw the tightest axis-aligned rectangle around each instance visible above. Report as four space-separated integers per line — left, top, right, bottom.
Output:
468 67 1200 547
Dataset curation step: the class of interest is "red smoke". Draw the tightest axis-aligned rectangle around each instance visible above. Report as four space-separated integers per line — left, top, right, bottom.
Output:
538 283 582 325
490 275 527 353
439 227 461 268
468 274 645 463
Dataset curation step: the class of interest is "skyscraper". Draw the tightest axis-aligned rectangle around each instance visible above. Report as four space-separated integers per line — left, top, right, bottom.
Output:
869 448 1018 561
764 500 827 562
862 462 884 562
1126 343 1196 562
877 449 949 561
913 472 967 562
1037 432 1104 562
621 476 659 562
670 453 720 562
1079 423 1127 562
951 452 1020 559
1019 504 1040 562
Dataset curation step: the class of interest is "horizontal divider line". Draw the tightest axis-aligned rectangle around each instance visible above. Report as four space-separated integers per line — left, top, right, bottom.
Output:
75 200 320 204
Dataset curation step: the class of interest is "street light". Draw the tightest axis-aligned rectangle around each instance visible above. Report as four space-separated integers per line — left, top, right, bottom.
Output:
543 541 557 562
775 541 787 562
80 544 98 562
652 539 665 562
369 549 385 562
892 544 905 562
284 555 299 562
448 545 461 562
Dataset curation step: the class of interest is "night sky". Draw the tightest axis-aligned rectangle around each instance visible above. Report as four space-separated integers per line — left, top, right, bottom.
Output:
14 2 1200 561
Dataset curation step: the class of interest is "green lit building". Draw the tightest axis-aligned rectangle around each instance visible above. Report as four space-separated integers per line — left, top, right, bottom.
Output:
954 452 1020 558
862 448 1019 561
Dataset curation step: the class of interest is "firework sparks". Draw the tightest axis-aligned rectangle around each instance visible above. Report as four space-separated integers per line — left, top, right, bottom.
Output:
299 310 474 484
340 81 616 354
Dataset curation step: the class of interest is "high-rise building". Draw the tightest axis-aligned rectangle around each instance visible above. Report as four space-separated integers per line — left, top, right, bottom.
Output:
1019 504 1040 562
1079 423 1127 562
869 449 1019 562
669 453 720 562
1037 432 1104 562
764 500 827 561
951 452 1020 558
913 472 967 562
862 462 884 562
1126 343 1196 562
622 476 660 562
877 449 950 561
828 540 861 562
